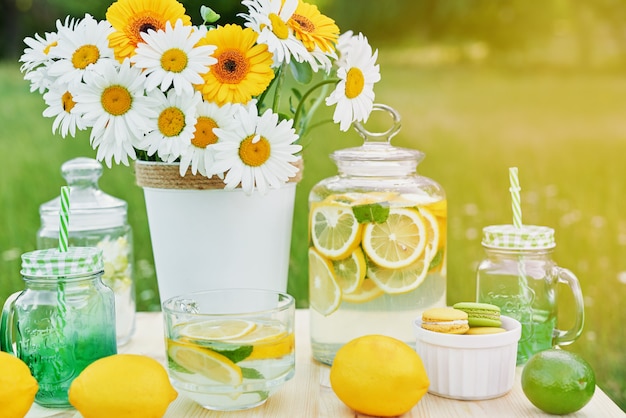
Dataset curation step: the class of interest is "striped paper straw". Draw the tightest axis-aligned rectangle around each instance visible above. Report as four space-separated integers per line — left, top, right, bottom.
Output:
59 186 70 252
56 186 70 330
509 167 522 229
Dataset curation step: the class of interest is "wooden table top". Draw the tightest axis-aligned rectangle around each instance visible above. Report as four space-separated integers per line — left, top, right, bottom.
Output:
27 310 625 418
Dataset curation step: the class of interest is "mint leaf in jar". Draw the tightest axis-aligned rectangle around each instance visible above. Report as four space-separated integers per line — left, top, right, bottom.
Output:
353 203 390 224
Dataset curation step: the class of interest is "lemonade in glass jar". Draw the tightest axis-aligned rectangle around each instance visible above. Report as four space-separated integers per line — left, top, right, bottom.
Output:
308 104 447 365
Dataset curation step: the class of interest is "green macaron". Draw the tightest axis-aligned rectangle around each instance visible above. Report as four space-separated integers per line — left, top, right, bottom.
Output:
452 302 502 327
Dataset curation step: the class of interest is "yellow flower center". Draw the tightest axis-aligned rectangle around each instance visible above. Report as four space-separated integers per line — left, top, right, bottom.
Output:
158 107 186 137
62 91 76 112
214 49 249 84
191 117 219 148
239 135 270 167
72 45 100 69
290 14 315 33
101 85 132 116
161 48 188 73
44 41 58 55
345 67 365 99
269 13 289 40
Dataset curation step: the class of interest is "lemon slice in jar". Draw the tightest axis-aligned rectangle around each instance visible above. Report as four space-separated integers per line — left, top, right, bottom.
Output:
310 203 362 260
309 247 342 316
332 247 367 295
342 278 385 303
367 244 436 294
362 207 427 269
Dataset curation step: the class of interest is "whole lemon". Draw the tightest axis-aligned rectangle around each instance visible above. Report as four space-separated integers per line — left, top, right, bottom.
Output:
69 354 177 418
522 349 595 415
0 351 38 418
330 335 429 416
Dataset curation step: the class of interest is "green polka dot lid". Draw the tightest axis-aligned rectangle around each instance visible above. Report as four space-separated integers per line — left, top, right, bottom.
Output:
21 247 104 277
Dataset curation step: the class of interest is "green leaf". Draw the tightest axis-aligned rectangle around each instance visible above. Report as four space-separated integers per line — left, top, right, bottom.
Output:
241 367 265 380
196 342 253 363
428 249 444 271
352 203 390 224
200 6 220 24
289 59 313 84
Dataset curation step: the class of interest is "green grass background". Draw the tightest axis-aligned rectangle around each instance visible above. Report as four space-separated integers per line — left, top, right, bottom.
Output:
1 57 625 411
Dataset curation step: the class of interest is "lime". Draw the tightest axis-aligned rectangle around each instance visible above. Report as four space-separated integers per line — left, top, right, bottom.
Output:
522 349 595 415
362 207 427 269
310 203 362 260
332 247 367 294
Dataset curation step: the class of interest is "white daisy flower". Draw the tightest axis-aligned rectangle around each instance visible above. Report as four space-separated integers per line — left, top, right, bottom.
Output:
130 19 217 96
335 30 355 68
42 83 87 138
212 102 302 195
241 0 311 66
73 59 158 167
140 89 202 163
179 100 240 177
302 46 336 74
19 16 76 74
325 32 380 132
19 31 59 74
47 14 116 87
24 64 54 94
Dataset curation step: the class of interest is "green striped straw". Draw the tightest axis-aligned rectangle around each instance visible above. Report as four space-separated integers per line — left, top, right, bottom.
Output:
56 186 70 330
509 167 522 228
509 167 532 344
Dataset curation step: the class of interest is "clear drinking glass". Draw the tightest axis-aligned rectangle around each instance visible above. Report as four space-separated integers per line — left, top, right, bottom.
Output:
162 289 296 411
0 247 117 408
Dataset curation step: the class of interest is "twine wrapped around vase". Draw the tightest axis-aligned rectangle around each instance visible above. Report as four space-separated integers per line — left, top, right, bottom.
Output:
134 160 303 190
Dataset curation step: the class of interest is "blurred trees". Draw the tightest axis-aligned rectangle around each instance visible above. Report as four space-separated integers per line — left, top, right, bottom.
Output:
3 0 626 68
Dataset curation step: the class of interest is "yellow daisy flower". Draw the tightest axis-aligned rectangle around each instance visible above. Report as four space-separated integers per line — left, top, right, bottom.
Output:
197 24 274 106
106 0 191 61
288 1 339 53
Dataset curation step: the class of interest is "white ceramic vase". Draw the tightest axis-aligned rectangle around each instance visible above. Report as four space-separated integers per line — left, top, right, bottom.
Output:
135 161 300 304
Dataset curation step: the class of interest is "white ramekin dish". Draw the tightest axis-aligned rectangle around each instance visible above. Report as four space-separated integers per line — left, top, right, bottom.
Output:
414 315 521 400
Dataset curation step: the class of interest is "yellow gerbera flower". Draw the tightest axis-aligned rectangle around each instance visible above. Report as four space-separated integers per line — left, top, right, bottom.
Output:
106 0 191 61
198 24 274 106
288 1 339 53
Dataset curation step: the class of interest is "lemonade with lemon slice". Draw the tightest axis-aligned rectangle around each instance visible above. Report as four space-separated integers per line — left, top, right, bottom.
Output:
309 191 447 364
163 290 295 411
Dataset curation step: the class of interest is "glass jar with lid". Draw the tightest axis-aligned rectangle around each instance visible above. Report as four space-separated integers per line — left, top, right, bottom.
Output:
37 157 135 346
308 104 447 364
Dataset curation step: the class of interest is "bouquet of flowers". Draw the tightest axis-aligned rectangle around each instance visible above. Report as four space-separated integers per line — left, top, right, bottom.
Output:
20 0 381 194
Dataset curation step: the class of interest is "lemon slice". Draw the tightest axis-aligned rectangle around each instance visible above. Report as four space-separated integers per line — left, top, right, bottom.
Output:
362 207 427 269
168 342 243 385
309 247 342 316
247 333 295 360
419 207 440 251
228 322 286 344
332 247 366 294
310 203 362 260
367 244 436 294
179 319 256 341
342 278 384 303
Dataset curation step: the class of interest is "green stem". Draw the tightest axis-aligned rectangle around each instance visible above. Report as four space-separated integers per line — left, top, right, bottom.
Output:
257 66 282 111
293 78 339 133
272 63 287 114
